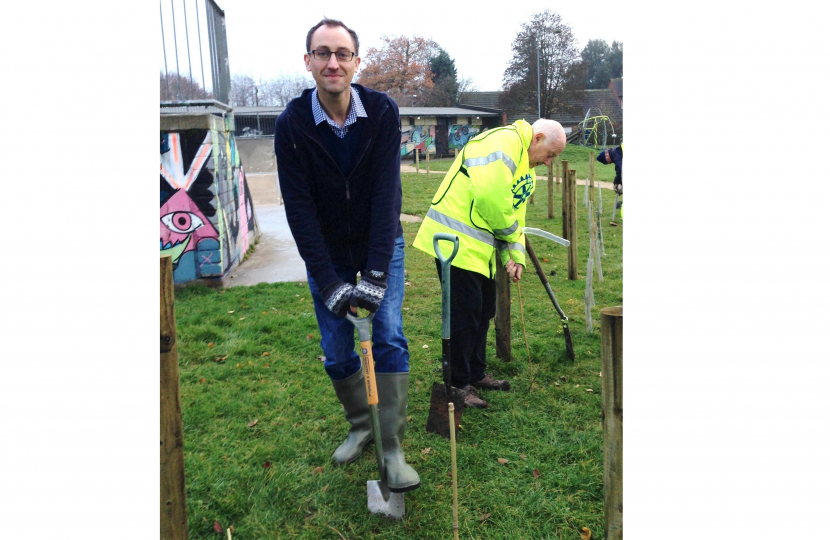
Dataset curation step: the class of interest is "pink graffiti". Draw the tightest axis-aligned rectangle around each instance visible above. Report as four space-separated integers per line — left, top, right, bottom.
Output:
160 189 218 262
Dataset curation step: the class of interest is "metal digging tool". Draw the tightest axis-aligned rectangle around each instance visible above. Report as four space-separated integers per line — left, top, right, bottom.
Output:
523 233 576 361
345 312 406 519
426 233 466 438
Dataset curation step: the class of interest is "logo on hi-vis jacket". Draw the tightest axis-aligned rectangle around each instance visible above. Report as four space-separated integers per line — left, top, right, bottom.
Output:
512 174 534 209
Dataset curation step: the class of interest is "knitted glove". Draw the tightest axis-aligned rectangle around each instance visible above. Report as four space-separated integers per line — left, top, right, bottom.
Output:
349 270 388 313
320 280 355 318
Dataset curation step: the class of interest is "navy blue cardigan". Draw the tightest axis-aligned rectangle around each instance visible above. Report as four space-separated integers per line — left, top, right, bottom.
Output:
274 85 403 292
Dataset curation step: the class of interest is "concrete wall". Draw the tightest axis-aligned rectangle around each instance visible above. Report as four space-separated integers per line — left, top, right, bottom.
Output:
235 138 280 207
160 114 260 284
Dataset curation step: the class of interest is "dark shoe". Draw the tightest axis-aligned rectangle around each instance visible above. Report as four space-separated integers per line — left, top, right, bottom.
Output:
460 385 488 409
471 374 511 391
376 372 421 492
330 370 373 464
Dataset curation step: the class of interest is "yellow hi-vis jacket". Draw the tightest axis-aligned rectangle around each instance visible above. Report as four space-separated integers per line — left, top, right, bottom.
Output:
413 120 536 278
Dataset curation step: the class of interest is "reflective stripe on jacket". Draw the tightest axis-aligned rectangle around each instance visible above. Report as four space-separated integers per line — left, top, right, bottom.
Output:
413 120 536 277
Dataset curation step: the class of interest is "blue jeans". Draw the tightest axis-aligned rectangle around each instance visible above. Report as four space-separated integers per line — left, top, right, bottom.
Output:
307 235 410 381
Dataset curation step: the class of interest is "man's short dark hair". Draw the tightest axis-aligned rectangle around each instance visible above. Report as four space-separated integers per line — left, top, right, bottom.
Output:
306 18 359 55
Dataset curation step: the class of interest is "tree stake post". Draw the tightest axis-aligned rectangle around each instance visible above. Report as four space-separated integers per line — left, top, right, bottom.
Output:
161 255 188 540
547 163 554 218
601 306 623 540
567 169 579 280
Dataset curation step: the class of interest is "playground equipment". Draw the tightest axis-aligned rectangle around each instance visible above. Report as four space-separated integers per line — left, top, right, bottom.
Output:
578 108 617 149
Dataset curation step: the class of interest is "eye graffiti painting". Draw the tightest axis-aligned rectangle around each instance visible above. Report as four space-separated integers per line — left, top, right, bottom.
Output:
160 122 259 284
160 131 221 281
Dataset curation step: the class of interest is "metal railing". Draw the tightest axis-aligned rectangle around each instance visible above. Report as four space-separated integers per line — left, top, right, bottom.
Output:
160 0 230 105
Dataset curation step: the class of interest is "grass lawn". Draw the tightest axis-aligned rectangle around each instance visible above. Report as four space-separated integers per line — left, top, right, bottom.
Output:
173 155 622 539
405 143 617 185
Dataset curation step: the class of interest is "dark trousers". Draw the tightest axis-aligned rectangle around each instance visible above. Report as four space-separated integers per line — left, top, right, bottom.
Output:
435 260 496 388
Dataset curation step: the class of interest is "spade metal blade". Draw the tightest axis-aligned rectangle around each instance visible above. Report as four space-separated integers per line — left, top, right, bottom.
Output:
425 383 465 438
367 481 405 519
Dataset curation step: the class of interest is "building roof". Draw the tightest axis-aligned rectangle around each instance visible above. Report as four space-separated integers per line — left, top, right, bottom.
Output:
458 91 503 110
580 89 623 126
233 106 285 115
609 78 622 98
398 107 499 117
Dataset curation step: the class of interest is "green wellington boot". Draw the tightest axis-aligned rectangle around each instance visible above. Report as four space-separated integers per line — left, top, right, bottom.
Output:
376 372 421 492
330 370 373 464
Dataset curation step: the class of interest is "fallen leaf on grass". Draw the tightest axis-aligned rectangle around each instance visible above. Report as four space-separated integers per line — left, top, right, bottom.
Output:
246 419 258 428
238 317 246 321
306 334 314 340
585 389 593 393
317 356 326 362
312 466 323 475
421 447 431 455
479 513 491 522
402 307 410 311
542 258 549 262
533 469 541 478
263 461 271 469
575 384 580 388
262 351 270 357
208 342 215 348
213 521 223 534
322 484 329 492
579 526 591 540
520 454 527 460
422 344 429 349
228 310 234 314
554 382 560 386
215 355 228 363
229 525 235 534
199 378 206 384
447 471 453 478
497 458 509 465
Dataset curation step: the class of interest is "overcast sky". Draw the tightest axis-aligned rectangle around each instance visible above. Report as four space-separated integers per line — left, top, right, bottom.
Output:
161 0 623 92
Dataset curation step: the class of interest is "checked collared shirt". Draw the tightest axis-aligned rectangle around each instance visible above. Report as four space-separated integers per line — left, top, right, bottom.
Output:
311 86 368 139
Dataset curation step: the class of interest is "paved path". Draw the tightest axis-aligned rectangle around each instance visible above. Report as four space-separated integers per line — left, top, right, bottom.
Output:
228 166 616 287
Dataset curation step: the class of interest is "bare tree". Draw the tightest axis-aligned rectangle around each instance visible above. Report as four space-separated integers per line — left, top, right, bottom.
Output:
230 73 258 107
160 71 212 101
259 72 314 106
458 75 477 94
500 10 584 119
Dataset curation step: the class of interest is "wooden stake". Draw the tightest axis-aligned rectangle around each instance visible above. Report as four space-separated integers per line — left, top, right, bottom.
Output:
561 160 570 240
556 159 561 193
589 152 595 205
449 402 460 540
600 306 623 540
494 261 511 362
547 164 554 219
567 170 579 281
515 280 534 392
160 255 189 540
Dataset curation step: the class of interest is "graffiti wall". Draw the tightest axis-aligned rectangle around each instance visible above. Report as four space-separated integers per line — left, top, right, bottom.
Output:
400 125 435 157
160 115 258 284
448 124 480 149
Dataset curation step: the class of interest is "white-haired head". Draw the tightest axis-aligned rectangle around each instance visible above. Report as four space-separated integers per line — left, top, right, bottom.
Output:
528 119 566 167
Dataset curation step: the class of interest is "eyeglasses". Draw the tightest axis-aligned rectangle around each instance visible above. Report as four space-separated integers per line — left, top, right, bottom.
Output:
308 49 357 62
